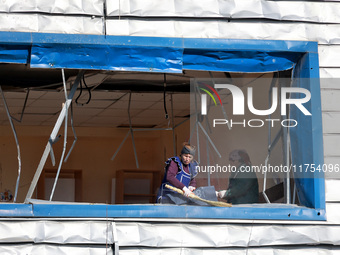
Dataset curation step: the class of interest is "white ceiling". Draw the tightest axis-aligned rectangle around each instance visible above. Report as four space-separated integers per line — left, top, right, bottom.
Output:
0 67 272 129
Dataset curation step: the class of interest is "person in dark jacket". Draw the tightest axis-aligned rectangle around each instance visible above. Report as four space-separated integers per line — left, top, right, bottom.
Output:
157 142 198 204
217 149 259 204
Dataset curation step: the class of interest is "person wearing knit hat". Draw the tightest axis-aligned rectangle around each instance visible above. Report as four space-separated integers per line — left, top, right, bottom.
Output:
156 142 198 204
216 149 259 204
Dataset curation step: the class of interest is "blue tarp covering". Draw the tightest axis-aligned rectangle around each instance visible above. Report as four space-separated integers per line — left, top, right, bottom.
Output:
183 50 302 73
0 32 318 74
0 44 29 64
31 43 184 73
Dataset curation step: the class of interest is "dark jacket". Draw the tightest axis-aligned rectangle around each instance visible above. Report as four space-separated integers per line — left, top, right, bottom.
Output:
224 164 259 204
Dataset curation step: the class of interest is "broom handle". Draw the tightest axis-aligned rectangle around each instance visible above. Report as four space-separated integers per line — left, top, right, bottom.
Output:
165 184 231 207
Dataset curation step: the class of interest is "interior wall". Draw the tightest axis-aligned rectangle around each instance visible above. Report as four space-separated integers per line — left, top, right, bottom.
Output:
0 122 191 203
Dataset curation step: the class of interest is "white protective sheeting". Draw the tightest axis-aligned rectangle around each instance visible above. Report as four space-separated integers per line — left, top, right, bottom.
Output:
117 246 340 255
115 222 340 247
106 0 340 24
325 180 340 202
326 203 340 224
0 244 113 255
0 221 113 244
323 135 340 158
0 0 103 15
322 113 340 134
0 14 103 34
319 45 340 68
321 90 340 112
105 20 340 44
320 68 340 79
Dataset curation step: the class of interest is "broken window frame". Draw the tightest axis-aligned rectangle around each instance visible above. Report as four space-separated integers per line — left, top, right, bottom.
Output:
0 32 325 220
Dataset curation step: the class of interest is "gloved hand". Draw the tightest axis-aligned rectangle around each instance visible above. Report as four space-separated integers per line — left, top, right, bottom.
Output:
188 186 196 192
217 190 227 199
182 186 193 197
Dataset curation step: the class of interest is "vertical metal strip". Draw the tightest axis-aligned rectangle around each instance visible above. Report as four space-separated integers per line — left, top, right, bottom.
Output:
170 94 177 155
64 102 77 162
25 70 85 203
262 74 278 204
49 69 70 201
128 93 139 169
0 86 21 202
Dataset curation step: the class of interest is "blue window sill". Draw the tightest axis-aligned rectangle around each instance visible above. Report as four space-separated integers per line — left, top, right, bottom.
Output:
0 203 326 221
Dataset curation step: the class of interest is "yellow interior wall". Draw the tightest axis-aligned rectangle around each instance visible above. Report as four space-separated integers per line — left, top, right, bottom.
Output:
0 121 191 203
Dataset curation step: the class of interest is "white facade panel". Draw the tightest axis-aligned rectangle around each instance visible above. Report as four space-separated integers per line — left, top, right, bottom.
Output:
322 112 340 134
105 0 340 24
321 90 340 112
0 244 113 255
117 246 340 255
0 14 38 33
319 45 340 68
325 179 340 202
323 135 340 157
0 0 104 15
320 77 340 89
0 221 113 244
106 20 340 44
0 14 103 34
319 68 340 79
115 222 340 247
325 203 340 224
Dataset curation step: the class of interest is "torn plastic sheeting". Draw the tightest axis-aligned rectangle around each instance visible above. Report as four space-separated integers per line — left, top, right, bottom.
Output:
115 222 340 247
30 45 302 74
183 50 301 73
30 43 183 73
0 221 113 244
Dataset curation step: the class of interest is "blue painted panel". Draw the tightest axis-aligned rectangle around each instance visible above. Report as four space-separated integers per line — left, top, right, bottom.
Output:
290 52 325 209
0 203 33 217
12 203 324 221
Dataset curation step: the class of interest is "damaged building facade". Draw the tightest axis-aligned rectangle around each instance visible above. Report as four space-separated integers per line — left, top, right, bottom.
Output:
0 0 339 254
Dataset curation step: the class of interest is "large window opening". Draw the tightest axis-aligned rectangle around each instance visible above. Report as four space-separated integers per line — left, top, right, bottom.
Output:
0 34 324 220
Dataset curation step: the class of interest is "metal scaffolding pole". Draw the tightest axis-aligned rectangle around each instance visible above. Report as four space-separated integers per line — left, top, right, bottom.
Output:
0 86 22 202
25 70 85 203
262 74 279 203
49 69 70 201
127 92 139 169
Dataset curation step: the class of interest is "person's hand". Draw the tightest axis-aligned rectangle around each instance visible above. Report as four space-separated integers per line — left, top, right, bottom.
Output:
188 186 196 192
217 190 227 199
182 186 193 197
